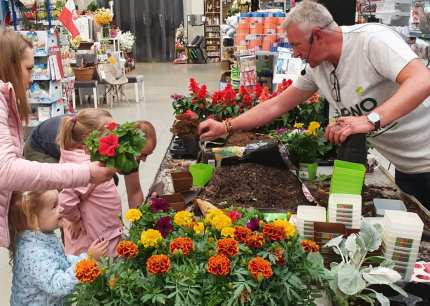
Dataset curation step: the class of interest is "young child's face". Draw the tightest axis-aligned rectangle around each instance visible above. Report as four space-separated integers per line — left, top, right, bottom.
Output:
37 190 63 232
138 140 155 162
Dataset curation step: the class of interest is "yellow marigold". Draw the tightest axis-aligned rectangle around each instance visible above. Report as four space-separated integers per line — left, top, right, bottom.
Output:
306 121 321 136
125 208 142 223
204 208 224 224
221 227 235 238
211 214 232 231
174 211 194 227
140 229 163 248
293 122 304 129
272 219 296 239
75 258 101 284
193 222 205 235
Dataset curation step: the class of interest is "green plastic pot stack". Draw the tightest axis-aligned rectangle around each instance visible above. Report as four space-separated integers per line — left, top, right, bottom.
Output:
189 163 215 187
329 160 366 195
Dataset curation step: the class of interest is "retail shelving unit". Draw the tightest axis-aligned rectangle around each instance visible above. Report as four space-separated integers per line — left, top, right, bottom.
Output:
205 0 222 62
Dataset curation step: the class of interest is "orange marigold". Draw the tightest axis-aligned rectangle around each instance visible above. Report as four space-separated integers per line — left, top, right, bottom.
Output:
273 248 285 266
116 240 139 258
75 258 101 284
216 238 239 257
208 254 231 276
146 254 171 274
170 237 194 256
301 240 320 253
234 226 252 243
263 223 285 241
248 256 273 281
245 232 265 249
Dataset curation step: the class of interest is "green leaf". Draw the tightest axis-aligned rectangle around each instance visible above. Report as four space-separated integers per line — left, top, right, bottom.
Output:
324 234 344 249
360 221 382 252
337 263 366 296
362 266 402 285
345 234 358 259
355 294 375 305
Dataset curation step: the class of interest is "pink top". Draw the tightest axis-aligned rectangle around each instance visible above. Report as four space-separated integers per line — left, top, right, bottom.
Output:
59 149 123 256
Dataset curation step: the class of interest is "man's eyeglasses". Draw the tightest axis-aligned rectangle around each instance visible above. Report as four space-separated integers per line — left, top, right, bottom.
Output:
330 69 341 103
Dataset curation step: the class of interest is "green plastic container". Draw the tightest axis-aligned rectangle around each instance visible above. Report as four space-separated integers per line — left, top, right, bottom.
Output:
189 163 215 187
330 160 365 195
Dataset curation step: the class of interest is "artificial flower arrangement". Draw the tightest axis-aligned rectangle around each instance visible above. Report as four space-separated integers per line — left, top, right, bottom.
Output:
94 8 113 26
70 199 328 305
118 31 136 51
84 121 146 174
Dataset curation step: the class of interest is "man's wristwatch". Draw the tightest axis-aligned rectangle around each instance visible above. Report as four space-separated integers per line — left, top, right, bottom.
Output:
367 112 381 132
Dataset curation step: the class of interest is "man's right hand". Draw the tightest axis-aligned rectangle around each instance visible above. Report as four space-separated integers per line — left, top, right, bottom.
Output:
89 162 115 184
198 119 226 141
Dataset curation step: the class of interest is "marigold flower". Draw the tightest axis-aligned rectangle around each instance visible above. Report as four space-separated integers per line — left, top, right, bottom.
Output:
293 122 304 129
170 237 194 256
146 254 171 274
75 258 101 284
193 222 205 235
306 121 321 136
273 248 285 266
221 226 235 238
125 208 142 223
208 254 231 276
301 240 320 253
234 226 252 243
174 211 194 227
248 257 273 281
246 232 265 249
263 223 285 241
98 134 119 157
272 219 296 239
211 214 232 231
140 229 163 248
216 238 239 257
116 240 139 258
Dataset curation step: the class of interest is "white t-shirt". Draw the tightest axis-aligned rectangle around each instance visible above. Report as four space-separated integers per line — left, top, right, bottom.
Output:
294 23 430 174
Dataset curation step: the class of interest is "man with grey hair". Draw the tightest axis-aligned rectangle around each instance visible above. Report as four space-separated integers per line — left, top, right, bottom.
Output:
199 0 430 208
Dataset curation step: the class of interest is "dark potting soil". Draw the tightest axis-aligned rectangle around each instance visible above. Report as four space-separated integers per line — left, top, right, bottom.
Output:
200 163 309 212
226 131 272 147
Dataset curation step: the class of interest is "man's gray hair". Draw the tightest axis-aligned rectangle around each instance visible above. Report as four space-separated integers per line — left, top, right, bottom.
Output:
283 0 337 32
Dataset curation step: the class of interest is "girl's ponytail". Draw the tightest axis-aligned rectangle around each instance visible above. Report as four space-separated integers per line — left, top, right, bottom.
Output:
57 116 76 150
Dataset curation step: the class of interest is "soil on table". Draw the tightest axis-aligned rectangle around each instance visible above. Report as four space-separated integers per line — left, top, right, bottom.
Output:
226 131 272 147
200 163 309 212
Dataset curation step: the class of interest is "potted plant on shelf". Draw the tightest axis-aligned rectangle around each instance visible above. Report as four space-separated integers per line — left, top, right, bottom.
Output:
324 221 407 306
272 121 332 180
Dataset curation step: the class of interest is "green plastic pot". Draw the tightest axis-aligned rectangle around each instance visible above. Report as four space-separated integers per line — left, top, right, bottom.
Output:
299 162 318 180
189 163 215 187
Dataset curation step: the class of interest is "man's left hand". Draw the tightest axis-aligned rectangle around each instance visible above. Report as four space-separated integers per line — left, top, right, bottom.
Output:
325 116 374 144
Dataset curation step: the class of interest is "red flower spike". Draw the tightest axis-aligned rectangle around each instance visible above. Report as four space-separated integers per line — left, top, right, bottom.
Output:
189 78 200 95
197 84 208 100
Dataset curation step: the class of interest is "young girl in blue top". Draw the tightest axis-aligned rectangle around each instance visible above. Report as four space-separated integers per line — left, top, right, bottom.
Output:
8 190 108 306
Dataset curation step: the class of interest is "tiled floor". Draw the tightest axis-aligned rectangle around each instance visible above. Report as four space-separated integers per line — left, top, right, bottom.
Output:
0 62 222 305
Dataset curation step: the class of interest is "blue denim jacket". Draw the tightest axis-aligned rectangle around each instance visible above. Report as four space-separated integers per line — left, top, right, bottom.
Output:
10 230 86 306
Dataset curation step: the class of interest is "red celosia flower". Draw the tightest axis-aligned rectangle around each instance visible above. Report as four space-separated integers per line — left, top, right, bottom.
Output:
242 94 252 108
116 240 139 258
189 78 199 94
197 84 208 100
234 226 252 243
216 238 239 257
105 122 119 131
248 256 273 280
223 84 237 105
259 86 271 101
211 90 224 105
225 210 242 222
170 237 194 256
208 254 231 276
239 85 248 96
146 254 170 274
254 84 263 97
263 224 285 241
98 134 119 157
245 232 265 249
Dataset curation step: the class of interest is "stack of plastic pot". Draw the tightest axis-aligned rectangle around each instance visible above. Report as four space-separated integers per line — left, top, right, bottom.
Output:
296 205 327 240
382 210 423 281
328 160 366 229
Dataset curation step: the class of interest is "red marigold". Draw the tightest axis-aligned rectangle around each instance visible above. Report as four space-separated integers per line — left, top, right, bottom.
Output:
248 256 273 280
116 240 139 258
98 134 119 157
225 210 242 222
189 78 199 94
234 226 252 243
216 238 239 257
273 248 285 266
263 224 285 241
245 232 265 249
170 237 194 256
75 258 101 284
301 240 320 253
105 121 119 131
208 254 231 276
146 254 171 274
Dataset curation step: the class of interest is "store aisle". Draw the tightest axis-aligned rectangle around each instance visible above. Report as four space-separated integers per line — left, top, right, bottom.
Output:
0 62 222 306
